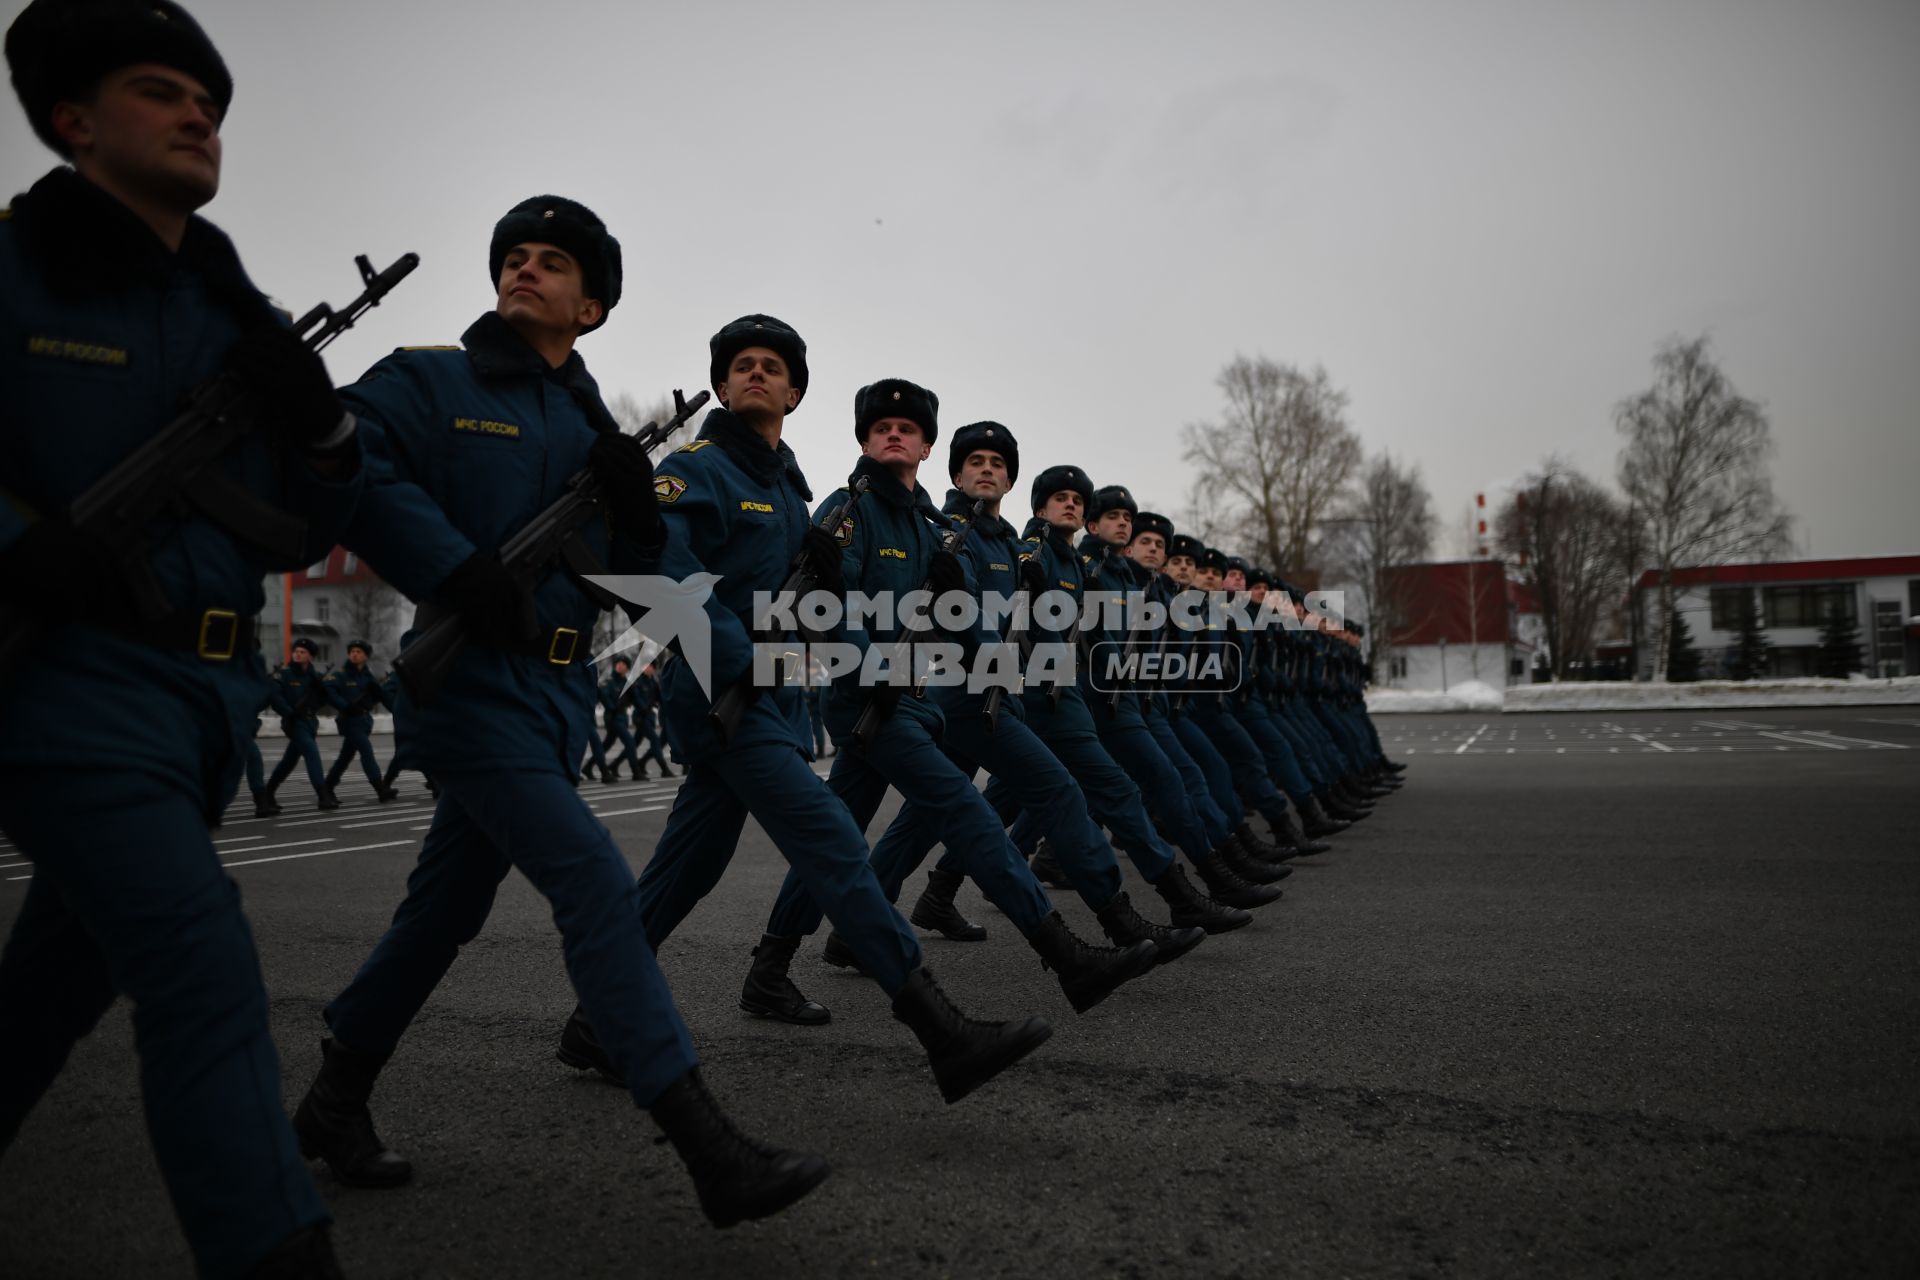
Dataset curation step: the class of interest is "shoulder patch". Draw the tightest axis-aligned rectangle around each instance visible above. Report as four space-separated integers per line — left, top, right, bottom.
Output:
674 440 715 454
398 344 461 352
655 474 687 504
834 515 855 547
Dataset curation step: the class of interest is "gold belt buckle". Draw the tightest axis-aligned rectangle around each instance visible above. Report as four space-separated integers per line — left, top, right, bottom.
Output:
197 609 238 661
547 627 580 665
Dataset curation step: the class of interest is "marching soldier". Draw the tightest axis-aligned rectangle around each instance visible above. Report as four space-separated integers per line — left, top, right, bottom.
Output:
322 639 397 801
291 203 830 1227
564 317 1055 1107
266 637 338 810
598 655 643 779
631 661 673 779
0 1 358 1270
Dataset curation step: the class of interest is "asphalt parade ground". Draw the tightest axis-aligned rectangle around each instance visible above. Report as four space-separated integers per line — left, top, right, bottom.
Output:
2 707 1916 1278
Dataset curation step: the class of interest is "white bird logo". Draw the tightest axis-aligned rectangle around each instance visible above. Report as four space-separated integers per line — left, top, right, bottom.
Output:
584 573 723 698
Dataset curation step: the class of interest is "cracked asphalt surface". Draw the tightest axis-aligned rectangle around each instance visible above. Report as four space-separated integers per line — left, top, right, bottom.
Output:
3 707 1916 1277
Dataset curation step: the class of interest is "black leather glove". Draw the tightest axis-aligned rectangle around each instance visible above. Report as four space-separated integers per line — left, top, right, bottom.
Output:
589 431 662 543
928 549 966 599
0 519 121 614
1019 557 1048 595
438 552 539 649
802 526 847 598
225 327 350 451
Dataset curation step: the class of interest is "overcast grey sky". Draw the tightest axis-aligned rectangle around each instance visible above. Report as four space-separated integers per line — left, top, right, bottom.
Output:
9 0 1916 558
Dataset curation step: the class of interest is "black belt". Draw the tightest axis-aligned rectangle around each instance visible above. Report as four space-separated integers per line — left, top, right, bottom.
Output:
85 606 256 661
412 604 584 665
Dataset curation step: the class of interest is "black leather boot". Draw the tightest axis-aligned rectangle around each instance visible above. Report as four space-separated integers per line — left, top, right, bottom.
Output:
1193 848 1282 908
1025 911 1158 1013
293 1037 412 1188
1095 890 1205 966
1028 838 1071 889
557 1005 626 1084
1382 757 1409 773
247 1223 343 1279
315 785 342 812
375 782 399 803
1221 830 1292 885
1299 795 1350 839
820 930 868 974
1150 864 1253 933
260 782 284 816
648 1067 831 1228
1270 807 1331 857
909 868 988 941
252 789 277 819
739 933 831 1025
1317 789 1369 822
1235 820 1286 863
889 967 1052 1104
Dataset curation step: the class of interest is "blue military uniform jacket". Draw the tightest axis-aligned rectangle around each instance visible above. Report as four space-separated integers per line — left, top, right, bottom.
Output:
324 663 389 721
1076 533 1146 731
936 489 1020 718
269 661 328 723
339 311 645 776
642 408 817 761
0 169 363 813
1015 519 1098 741
598 672 634 727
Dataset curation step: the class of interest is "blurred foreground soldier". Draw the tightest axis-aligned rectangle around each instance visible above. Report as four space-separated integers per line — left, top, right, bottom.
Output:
295 203 828 1226
322 639 396 801
0 1 358 1271
562 317 1054 1105
265 637 338 810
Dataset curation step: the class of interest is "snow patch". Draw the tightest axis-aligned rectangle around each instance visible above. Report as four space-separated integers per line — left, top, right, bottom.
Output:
1366 676 1920 714
1366 680 1505 714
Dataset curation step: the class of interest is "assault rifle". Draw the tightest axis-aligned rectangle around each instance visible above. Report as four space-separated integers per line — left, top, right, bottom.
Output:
393 389 709 706
848 498 985 750
0 251 420 683
708 476 872 744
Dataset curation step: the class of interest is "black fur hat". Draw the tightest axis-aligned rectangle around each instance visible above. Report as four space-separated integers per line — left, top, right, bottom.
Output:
489 196 622 331
1088 484 1138 523
290 637 317 656
948 420 1018 484
347 638 371 654
709 314 809 409
1131 511 1173 546
855 378 938 446
1198 547 1228 575
1223 555 1249 578
1245 565 1272 588
1029 464 1093 515
1166 534 1205 563
8 0 233 157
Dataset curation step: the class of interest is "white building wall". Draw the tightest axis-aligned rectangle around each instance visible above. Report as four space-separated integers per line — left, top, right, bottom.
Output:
1638 573 1911 678
1383 642 1512 691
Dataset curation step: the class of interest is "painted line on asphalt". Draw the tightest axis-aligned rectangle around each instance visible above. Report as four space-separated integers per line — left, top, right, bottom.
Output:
591 805 668 819
1629 733 1673 753
225 839 414 869
213 834 266 845
1796 730 1909 749
218 837 332 859
1758 731 1848 750
1455 723 1490 754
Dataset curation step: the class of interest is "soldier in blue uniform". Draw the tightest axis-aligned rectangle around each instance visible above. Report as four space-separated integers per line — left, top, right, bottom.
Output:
377 667 439 800
292 203 828 1228
598 656 643 779
0 2 360 1271
565 318 1054 1106
246 672 281 819
630 661 673 778
743 386 1161 1025
265 637 339 810
322 639 397 801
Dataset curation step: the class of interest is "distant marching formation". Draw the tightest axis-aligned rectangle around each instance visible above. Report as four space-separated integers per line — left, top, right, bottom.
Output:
0 2 1405 1276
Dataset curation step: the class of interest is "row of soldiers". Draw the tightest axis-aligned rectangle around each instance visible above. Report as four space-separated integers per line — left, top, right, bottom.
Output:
249 640 678 818
0 3 1401 1276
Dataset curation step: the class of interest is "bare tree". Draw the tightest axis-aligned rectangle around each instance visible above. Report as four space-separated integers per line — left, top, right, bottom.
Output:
1182 356 1361 572
1495 460 1630 680
610 391 676 437
1616 336 1792 679
338 574 401 662
1174 472 1251 551
1324 452 1436 675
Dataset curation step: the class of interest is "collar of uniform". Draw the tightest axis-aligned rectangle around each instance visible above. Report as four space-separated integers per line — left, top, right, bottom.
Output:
696 408 813 500
850 455 921 510
16 166 272 319
942 487 1015 541
460 311 621 434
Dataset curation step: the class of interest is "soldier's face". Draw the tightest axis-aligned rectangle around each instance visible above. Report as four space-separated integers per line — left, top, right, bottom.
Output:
862 418 929 469
1224 569 1246 591
1166 555 1195 584
348 647 368 667
1127 531 1166 569
497 243 603 336
1089 509 1132 545
1038 490 1083 531
1249 583 1268 604
955 450 1010 501
292 650 311 668
54 64 222 211
1196 567 1224 590
721 347 799 417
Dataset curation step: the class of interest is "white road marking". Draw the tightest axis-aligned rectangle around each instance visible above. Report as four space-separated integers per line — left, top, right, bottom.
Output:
591 805 668 819
218 837 332 858
224 839 414 869
1455 723 1490 755
1794 729 1909 749
1758 731 1848 750
1629 733 1673 753
212 834 265 845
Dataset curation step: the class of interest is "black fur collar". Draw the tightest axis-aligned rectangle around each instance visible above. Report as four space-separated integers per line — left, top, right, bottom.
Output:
695 408 813 500
942 488 1015 541
460 311 619 435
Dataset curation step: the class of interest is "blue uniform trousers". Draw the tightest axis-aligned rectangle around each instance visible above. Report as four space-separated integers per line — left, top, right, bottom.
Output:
1170 712 1247 828
1268 699 1339 784
1190 697 1302 822
601 719 640 773
636 742 923 995
324 717 383 790
1232 699 1319 797
266 719 327 792
0 769 326 1277
764 704 1053 939
991 729 1177 884
245 735 266 795
1319 701 1374 769
322 770 698 1106
1145 707 1233 845
581 719 610 774
635 718 670 773
1098 718 1214 863
905 706 1126 913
